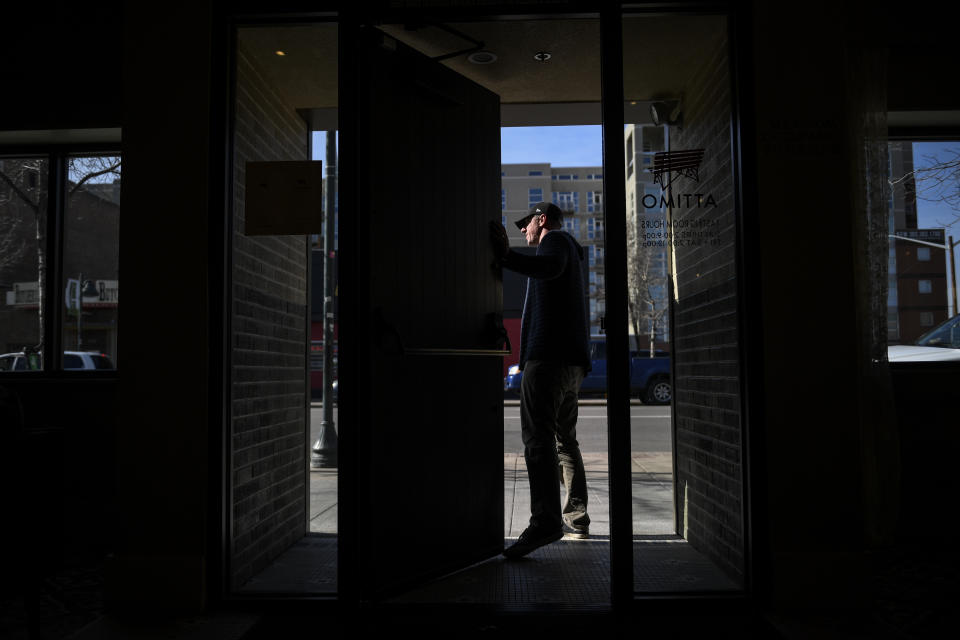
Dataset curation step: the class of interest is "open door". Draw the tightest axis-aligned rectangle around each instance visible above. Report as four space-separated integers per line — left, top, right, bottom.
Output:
353 28 505 599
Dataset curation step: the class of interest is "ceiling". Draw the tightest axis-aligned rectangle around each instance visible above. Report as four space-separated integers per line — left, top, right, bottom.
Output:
239 14 726 126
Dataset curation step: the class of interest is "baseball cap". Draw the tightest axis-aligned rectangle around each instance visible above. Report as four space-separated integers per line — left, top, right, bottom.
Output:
514 202 563 230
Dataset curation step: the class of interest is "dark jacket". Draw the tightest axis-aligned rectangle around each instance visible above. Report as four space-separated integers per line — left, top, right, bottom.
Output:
500 230 591 371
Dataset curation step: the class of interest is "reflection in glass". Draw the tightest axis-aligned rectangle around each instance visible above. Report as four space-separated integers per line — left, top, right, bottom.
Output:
625 12 744 593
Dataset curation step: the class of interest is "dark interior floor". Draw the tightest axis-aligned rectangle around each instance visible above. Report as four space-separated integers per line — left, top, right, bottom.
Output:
238 532 740 601
3 542 957 638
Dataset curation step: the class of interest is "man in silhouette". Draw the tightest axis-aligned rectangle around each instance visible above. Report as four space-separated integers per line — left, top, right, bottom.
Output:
490 202 592 558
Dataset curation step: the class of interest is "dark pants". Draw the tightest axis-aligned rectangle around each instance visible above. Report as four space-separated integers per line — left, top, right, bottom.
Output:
519 360 590 532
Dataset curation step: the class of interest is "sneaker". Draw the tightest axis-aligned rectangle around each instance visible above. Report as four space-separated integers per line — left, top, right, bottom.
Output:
562 522 589 539
503 526 563 559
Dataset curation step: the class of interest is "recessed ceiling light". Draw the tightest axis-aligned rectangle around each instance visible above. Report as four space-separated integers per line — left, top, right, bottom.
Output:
467 50 497 65
534 51 551 62
275 50 286 56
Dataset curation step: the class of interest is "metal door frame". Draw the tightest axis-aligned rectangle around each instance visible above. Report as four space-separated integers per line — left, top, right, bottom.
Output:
212 1 763 612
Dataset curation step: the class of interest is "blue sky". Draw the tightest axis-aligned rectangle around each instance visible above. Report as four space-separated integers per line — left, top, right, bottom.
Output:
315 126 604 166
500 126 602 166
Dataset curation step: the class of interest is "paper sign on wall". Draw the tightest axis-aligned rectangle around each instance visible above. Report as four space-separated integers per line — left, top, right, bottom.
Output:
244 161 324 235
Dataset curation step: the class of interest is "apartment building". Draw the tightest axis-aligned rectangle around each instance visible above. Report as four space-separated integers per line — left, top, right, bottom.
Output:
501 162 607 334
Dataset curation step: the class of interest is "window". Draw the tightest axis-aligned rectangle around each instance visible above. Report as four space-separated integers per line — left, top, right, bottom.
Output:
528 170 542 176
553 191 579 212
562 217 580 234
1 152 120 372
588 244 604 266
528 188 543 207
885 140 958 347
501 189 506 210
587 190 603 213
587 217 603 240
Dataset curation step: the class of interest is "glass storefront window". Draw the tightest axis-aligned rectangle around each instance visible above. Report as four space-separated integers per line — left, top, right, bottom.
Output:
886 140 959 360
0 157 49 370
62 155 121 369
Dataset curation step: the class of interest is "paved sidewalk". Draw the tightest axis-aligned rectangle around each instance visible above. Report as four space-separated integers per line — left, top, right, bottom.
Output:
310 451 675 536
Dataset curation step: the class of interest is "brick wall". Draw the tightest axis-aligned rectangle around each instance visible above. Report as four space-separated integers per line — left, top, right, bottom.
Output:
669 31 745 585
230 42 310 589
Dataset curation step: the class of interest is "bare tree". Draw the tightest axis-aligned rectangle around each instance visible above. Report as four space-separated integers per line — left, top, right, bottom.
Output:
627 213 669 355
892 145 960 224
0 159 47 351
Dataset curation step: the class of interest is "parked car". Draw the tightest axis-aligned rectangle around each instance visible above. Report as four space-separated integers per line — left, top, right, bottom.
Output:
888 314 960 362
503 338 672 404
0 351 115 371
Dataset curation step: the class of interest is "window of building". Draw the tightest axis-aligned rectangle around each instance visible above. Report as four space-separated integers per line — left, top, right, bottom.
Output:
587 190 603 213
562 217 580 234
552 190 579 212
917 247 931 261
918 279 932 294
0 152 120 372
588 244 604 266
501 189 505 210
528 170 542 176
919 311 935 327
528 188 543 207
587 217 604 240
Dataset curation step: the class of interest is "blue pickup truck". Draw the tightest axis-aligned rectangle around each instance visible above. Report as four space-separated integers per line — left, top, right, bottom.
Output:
503 338 672 404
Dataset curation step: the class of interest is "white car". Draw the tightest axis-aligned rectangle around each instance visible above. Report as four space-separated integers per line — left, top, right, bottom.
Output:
888 314 960 362
0 350 115 371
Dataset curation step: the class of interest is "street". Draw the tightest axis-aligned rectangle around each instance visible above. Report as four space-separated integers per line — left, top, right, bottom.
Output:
309 402 672 455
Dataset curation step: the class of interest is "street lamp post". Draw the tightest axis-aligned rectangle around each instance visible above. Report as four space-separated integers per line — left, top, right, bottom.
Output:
889 234 959 316
312 131 338 469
